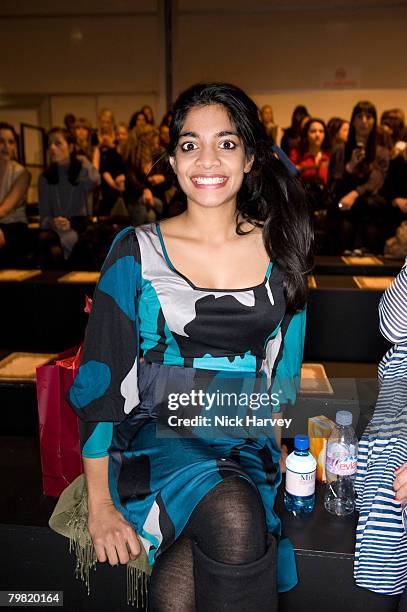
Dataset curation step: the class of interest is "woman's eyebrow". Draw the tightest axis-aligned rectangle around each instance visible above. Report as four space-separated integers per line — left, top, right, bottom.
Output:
179 130 239 138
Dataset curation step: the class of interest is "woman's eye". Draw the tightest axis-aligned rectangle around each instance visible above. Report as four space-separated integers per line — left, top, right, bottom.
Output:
180 142 197 152
219 140 236 150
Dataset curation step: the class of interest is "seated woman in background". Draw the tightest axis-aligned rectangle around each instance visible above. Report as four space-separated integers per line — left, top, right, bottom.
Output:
280 105 310 156
381 145 407 257
38 128 100 268
74 118 94 161
327 117 349 151
328 101 390 254
92 109 116 171
380 108 407 157
0 122 31 267
129 110 147 131
141 104 155 126
260 104 278 142
290 118 330 211
98 122 128 216
124 124 165 225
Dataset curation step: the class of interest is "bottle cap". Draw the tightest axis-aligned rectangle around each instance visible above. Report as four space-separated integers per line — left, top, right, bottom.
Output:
294 434 309 451
336 410 352 426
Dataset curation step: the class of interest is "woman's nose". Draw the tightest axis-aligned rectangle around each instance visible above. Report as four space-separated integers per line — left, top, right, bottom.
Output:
196 146 220 168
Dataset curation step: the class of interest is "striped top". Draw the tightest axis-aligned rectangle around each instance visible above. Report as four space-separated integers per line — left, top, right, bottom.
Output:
378 256 407 383
355 257 407 595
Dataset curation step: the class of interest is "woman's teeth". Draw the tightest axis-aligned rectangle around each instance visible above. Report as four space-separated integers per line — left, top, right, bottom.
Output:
192 176 227 185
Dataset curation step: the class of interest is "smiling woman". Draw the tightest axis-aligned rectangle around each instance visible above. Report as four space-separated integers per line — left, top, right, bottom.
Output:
57 82 313 611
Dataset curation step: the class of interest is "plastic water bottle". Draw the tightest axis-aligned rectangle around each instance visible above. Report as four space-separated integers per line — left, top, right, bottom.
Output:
284 434 316 516
324 410 358 516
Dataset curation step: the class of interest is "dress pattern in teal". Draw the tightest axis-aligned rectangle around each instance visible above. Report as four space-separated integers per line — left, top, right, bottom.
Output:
68 222 306 592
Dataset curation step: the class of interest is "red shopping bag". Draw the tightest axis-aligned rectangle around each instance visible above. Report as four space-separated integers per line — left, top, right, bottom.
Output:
35 297 92 497
36 346 84 497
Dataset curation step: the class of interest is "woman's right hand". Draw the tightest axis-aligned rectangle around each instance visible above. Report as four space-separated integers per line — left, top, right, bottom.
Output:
88 502 141 566
53 216 71 231
347 146 365 172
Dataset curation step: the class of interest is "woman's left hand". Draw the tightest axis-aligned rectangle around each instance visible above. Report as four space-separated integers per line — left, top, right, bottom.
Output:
339 190 359 210
393 462 407 502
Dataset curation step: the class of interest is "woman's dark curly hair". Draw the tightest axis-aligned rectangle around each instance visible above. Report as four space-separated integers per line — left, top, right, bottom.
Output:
168 82 314 312
42 127 82 185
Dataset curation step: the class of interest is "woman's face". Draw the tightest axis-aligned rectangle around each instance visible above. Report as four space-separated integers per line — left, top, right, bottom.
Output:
116 125 128 145
261 106 274 125
75 126 89 143
307 122 325 148
160 124 170 146
136 113 146 129
170 104 253 210
100 115 113 133
337 121 349 143
0 129 17 161
48 132 71 164
353 112 374 138
142 106 153 123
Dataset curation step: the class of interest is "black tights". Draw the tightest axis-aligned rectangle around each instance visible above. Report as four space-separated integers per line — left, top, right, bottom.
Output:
148 476 273 612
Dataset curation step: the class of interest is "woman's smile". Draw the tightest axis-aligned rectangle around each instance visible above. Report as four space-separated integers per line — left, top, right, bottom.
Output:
190 174 229 188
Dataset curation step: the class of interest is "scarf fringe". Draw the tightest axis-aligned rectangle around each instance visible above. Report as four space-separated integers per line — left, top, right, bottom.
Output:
127 564 149 607
66 492 149 605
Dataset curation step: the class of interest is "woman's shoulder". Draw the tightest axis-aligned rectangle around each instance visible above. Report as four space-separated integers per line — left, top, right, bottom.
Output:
102 226 143 270
8 160 28 179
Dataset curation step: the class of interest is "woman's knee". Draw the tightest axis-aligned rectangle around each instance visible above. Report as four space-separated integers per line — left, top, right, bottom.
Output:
185 477 267 563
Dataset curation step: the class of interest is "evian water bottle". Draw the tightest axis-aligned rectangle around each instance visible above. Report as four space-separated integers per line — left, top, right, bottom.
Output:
284 435 316 515
324 410 358 516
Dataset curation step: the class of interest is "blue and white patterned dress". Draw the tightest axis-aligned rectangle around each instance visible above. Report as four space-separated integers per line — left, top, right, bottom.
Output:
67 222 306 593
355 257 407 594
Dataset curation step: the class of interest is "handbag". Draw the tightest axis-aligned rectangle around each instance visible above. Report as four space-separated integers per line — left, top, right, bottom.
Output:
35 296 92 496
36 346 84 497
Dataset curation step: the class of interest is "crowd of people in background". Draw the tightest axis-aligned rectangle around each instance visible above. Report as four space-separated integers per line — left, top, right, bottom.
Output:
0 99 406 270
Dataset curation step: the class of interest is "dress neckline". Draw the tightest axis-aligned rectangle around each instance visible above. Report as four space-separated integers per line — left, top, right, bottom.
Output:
155 222 273 293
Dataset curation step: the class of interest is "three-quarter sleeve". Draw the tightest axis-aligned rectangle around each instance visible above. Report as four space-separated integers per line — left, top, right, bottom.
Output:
261 308 307 412
67 226 142 457
379 257 407 345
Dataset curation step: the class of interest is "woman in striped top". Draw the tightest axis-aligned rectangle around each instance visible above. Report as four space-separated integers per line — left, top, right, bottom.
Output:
355 256 407 600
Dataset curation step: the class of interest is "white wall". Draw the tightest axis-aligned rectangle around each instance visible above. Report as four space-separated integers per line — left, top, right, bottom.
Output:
1 1 407 132
50 93 159 128
0 0 162 128
0 109 39 131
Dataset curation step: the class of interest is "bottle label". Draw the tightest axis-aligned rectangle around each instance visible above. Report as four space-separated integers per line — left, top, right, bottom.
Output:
285 468 316 496
326 442 357 476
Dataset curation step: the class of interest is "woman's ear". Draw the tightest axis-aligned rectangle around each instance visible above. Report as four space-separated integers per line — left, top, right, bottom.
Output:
169 156 177 173
244 154 254 174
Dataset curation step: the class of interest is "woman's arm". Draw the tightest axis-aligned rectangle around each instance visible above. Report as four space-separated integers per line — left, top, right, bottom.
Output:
77 156 101 191
68 227 143 563
92 147 101 171
102 171 120 190
83 455 141 566
355 148 390 197
0 168 30 219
